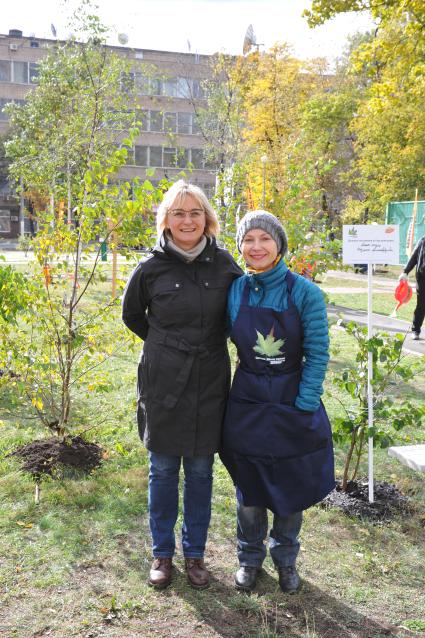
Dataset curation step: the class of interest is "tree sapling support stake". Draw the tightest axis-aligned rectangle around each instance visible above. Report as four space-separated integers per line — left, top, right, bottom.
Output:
367 263 374 503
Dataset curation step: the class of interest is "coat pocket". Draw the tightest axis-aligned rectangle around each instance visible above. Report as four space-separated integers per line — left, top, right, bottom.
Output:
150 281 187 323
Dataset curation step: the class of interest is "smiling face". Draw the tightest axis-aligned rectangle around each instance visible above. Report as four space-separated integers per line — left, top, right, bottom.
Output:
165 193 206 250
241 228 279 272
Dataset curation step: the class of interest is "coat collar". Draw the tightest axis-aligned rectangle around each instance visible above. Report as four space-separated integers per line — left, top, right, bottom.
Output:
247 258 288 290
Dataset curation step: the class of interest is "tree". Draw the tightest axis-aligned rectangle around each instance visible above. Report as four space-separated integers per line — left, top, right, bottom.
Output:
1 4 162 438
305 0 425 218
227 46 343 276
332 323 425 491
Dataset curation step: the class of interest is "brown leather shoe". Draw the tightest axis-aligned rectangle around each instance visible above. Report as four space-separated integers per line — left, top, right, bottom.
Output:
148 557 172 589
185 558 210 589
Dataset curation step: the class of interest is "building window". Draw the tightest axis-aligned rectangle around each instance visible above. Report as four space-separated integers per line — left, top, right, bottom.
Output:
163 78 177 97
135 145 148 166
140 109 149 131
204 155 216 170
0 60 11 82
150 78 163 96
176 77 191 98
12 61 29 84
0 98 9 121
191 149 204 169
0 98 25 120
150 110 163 132
121 71 135 93
164 112 177 133
178 112 192 134
163 147 177 168
135 72 150 95
192 80 205 100
177 149 189 169
29 62 39 84
117 143 135 165
192 115 200 135
149 146 163 167
0 210 11 233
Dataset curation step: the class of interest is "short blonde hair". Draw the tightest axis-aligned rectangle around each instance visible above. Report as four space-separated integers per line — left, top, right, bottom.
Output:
156 180 220 238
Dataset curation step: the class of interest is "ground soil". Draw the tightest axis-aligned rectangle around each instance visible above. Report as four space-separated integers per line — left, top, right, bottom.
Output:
9 435 103 478
323 479 411 521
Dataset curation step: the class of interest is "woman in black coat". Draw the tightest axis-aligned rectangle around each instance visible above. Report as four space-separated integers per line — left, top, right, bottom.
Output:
122 180 242 590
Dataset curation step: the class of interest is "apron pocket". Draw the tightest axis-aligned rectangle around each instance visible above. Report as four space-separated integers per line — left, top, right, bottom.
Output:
223 399 330 458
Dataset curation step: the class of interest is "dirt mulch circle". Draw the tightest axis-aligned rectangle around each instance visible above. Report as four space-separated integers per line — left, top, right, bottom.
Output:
322 479 411 522
8 435 103 478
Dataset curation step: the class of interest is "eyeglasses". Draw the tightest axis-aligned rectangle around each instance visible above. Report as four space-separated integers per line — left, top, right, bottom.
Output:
168 209 205 220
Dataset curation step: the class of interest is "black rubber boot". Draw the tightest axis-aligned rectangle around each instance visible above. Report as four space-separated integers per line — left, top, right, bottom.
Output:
278 565 300 593
234 566 260 592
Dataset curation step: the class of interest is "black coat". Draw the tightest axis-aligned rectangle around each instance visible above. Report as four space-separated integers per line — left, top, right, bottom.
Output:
122 235 243 456
405 236 425 280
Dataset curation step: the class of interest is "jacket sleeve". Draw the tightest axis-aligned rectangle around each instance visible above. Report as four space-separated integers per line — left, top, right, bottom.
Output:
121 262 149 340
294 279 329 412
404 241 420 275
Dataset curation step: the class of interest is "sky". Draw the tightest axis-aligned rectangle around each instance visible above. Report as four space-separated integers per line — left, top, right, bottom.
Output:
1 0 374 63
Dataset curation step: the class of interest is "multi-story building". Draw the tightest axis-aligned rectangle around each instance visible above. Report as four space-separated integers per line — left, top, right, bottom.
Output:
0 29 216 238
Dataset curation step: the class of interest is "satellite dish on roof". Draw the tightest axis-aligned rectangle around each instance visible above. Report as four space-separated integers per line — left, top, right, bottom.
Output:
118 32 128 45
243 24 256 55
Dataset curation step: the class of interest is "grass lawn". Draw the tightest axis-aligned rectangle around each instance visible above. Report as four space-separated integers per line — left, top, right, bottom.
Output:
0 266 424 638
319 268 416 323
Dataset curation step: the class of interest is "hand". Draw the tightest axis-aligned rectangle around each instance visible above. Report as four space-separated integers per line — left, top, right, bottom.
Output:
398 273 408 282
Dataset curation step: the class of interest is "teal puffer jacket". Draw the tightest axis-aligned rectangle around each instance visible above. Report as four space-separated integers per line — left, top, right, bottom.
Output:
227 259 329 412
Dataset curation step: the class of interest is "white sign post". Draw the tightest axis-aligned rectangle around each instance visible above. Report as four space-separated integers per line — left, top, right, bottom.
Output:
342 225 400 503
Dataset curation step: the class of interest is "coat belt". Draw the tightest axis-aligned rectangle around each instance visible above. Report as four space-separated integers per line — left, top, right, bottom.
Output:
147 327 225 410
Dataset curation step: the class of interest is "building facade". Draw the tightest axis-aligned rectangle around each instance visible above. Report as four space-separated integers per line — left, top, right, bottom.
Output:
0 29 216 238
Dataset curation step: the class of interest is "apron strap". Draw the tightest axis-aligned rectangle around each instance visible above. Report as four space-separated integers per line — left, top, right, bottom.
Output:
285 269 297 310
241 281 251 306
284 270 304 339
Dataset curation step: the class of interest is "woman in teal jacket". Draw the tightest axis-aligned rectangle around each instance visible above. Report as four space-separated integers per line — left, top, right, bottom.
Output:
221 210 334 594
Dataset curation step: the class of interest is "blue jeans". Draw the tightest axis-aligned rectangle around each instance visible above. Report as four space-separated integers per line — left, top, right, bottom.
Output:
148 452 214 558
237 502 303 568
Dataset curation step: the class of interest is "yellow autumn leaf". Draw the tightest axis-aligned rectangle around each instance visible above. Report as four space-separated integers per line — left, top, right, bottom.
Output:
31 397 43 411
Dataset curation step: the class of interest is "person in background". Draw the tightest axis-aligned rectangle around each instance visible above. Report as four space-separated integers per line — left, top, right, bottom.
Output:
122 180 242 590
399 234 425 340
220 210 334 594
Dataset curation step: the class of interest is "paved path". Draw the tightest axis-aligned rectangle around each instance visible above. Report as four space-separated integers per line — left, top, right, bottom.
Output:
327 305 424 356
323 270 424 356
325 269 396 288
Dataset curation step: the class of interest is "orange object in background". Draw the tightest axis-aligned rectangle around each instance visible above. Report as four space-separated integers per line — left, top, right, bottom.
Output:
42 264 52 286
394 279 413 311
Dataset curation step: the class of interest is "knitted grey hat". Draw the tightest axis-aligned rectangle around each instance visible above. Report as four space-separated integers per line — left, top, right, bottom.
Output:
236 210 288 256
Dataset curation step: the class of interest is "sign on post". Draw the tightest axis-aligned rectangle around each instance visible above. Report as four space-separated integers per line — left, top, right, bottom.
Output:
342 224 399 265
342 225 400 504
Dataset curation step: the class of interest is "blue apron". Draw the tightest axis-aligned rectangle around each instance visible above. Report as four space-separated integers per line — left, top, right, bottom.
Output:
220 270 335 516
